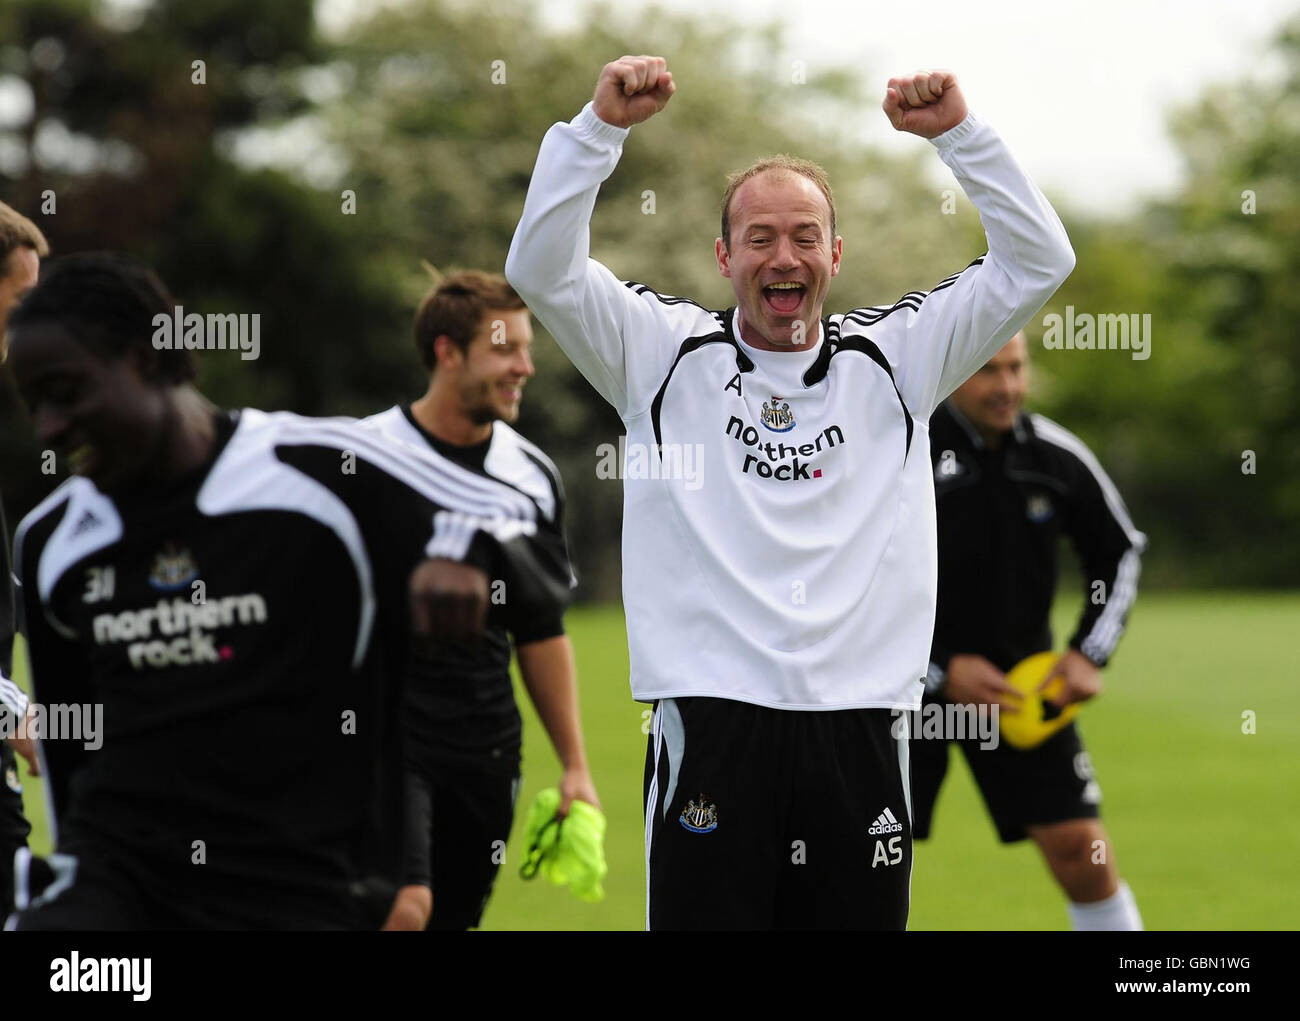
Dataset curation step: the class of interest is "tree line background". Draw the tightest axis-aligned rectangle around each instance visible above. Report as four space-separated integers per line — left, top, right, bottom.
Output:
1 0 1296 599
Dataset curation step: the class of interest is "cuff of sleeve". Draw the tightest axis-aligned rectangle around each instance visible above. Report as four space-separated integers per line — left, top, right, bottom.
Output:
572 102 631 146
511 614 566 646
928 110 984 156
1069 639 1108 669
923 661 947 695
1 673 30 717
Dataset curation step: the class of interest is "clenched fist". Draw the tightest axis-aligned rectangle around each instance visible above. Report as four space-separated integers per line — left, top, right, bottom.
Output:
409 557 489 645
593 55 676 128
882 70 968 139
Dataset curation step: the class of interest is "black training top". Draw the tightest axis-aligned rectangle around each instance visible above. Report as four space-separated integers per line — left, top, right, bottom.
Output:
366 404 574 775
13 408 570 927
929 401 1147 679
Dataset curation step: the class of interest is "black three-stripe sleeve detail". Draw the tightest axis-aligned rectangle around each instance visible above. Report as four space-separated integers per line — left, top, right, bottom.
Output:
623 281 715 315
842 254 986 329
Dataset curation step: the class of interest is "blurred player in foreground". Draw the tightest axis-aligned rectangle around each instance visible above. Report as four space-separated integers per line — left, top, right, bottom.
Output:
0 200 47 918
508 56 1074 928
366 269 595 930
4 253 568 929
914 331 1146 930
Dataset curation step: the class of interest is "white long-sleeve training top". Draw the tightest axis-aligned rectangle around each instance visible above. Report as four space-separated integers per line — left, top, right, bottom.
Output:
507 102 1075 711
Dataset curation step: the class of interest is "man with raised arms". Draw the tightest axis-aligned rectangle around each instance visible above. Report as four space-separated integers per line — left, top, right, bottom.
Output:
507 57 1075 929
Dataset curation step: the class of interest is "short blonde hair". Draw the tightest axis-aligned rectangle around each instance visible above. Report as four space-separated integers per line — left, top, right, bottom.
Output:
0 201 49 360
720 155 836 247
0 200 50 266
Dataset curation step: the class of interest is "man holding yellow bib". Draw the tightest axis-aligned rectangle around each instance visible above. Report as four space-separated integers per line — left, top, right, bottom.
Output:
912 332 1146 931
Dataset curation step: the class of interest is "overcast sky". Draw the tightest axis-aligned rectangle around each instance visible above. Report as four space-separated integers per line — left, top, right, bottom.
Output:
533 0 1296 216
5 0 1294 217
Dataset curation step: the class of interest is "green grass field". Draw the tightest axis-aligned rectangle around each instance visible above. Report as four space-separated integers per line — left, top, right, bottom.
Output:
14 591 1300 929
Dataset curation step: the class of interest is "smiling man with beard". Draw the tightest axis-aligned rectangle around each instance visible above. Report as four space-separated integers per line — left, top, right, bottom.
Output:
507 56 1075 929
364 270 596 930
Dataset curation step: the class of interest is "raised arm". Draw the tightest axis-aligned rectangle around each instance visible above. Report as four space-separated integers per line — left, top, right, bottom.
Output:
854 71 1076 417
505 56 678 416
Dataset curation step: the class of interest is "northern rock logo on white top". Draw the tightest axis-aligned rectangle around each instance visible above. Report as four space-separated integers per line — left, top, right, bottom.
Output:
725 415 844 482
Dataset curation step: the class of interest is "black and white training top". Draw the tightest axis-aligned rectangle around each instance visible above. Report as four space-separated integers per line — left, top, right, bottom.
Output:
363 404 575 772
507 103 1076 711
928 402 1147 683
13 408 569 925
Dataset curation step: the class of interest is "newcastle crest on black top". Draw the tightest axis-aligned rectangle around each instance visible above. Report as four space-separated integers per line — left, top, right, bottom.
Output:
148 544 199 591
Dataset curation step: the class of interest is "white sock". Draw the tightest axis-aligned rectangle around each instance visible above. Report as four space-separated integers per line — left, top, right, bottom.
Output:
1068 880 1144 931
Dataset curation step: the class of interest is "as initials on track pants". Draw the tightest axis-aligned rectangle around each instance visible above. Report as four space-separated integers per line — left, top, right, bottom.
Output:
643 696 913 930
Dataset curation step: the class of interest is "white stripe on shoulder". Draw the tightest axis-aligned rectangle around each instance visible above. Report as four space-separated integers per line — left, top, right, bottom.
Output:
363 407 560 523
5 477 121 640
261 410 538 522
494 420 561 480
1030 414 1148 552
361 405 419 446
276 412 533 511
485 422 560 522
32 483 122 624
360 405 451 471
13 476 83 579
201 410 377 669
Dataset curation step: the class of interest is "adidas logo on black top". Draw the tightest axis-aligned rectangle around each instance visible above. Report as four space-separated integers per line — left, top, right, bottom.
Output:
868 807 903 834
71 509 101 536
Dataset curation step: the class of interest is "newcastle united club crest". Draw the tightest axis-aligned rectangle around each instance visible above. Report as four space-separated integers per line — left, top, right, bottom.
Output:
679 794 719 833
149 544 199 591
1026 492 1054 522
761 395 795 433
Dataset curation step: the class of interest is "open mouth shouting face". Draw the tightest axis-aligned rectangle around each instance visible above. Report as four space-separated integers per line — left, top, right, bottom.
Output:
716 168 842 351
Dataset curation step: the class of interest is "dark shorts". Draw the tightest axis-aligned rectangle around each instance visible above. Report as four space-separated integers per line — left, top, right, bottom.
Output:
909 696 1102 844
402 763 521 930
9 846 394 930
643 697 912 931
